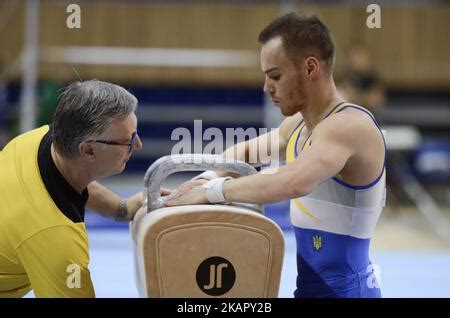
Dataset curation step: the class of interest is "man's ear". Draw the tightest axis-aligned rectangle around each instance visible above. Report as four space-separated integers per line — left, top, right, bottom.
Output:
304 56 320 77
79 141 96 162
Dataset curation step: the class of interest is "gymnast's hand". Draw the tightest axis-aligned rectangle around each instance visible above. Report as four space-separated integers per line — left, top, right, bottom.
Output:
164 179 208 206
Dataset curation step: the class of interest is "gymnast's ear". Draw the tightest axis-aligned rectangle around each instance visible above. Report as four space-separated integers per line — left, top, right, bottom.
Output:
304 56 320 77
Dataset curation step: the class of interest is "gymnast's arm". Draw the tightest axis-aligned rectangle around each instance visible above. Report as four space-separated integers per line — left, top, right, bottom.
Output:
221 115 362 204
206 112 302 178
165 114 359 206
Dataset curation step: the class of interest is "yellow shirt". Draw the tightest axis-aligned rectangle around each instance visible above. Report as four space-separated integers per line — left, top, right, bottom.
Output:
0 126 94 297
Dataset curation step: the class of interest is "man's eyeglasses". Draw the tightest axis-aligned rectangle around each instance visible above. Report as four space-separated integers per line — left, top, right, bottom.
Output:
87 131 138 153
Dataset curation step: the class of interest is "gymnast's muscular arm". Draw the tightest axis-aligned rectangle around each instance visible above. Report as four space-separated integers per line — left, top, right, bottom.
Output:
216 112 302 177
165 113 302 198
221 110 381 204
165 110 382 206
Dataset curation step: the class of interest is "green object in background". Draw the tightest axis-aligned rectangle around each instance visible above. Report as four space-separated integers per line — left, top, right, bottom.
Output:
37 79 62 126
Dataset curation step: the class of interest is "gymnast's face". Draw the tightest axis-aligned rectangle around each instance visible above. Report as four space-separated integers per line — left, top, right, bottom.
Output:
91 112 142 177
261 36 307 116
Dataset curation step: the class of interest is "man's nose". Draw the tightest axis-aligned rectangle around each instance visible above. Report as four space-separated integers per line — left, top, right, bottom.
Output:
263 78 274 95
133 135 143 151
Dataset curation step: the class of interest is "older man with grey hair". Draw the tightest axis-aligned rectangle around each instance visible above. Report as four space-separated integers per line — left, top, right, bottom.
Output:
0 79 151 297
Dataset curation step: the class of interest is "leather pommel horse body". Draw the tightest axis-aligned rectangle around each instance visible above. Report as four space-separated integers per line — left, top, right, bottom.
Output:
131 155 285 298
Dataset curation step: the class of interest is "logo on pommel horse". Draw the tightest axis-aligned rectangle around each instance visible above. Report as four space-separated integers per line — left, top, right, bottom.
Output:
196 256 235 296
313 235 322 251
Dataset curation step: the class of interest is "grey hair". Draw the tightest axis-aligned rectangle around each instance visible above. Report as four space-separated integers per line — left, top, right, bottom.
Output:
52 79 138 159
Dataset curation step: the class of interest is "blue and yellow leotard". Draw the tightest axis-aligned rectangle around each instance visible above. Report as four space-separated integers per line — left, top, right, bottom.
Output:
286 102 386 298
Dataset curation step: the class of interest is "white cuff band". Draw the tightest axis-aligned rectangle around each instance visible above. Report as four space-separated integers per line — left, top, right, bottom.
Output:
192 170 219 181
201 177 232 204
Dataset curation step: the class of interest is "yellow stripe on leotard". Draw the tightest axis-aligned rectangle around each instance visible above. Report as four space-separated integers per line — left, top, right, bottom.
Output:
286 102 353 221
286 119 319 220
286 120 305 164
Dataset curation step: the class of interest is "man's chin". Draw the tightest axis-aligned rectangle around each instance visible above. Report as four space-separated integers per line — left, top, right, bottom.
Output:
111 164 126 176
280 109 292 116
118 163 127 173
280 107 298 117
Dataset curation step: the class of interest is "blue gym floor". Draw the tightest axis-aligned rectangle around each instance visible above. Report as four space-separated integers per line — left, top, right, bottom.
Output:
86 228 450 298
24 227 450 298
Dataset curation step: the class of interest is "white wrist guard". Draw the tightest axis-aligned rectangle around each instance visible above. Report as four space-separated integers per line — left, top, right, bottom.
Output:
201 177 232 204
192 170 219 181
